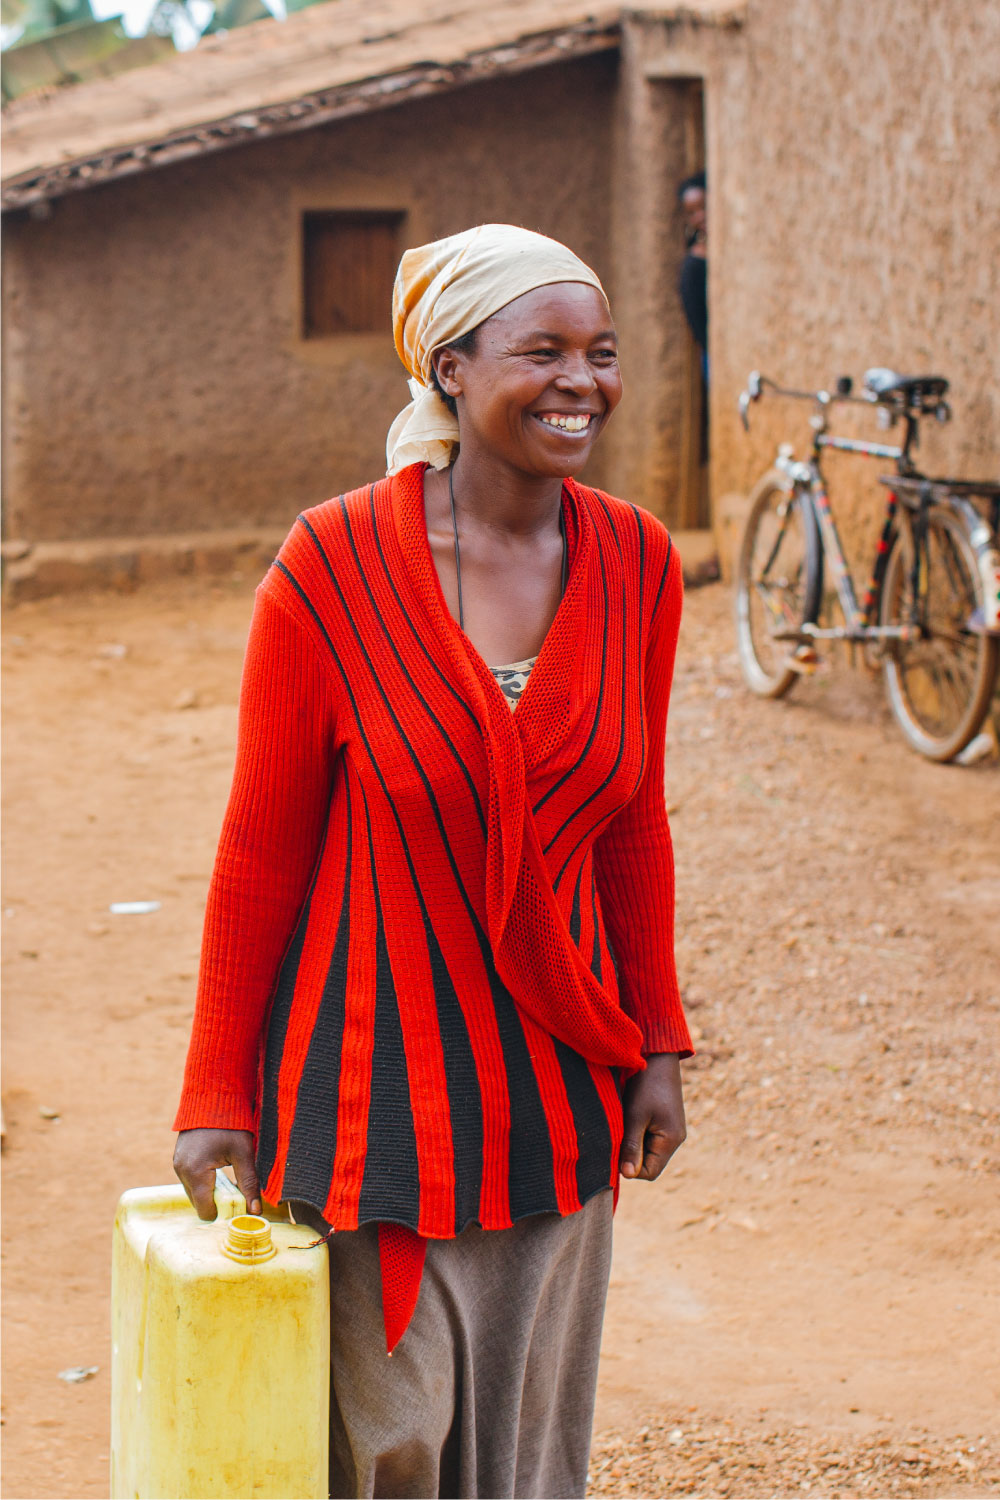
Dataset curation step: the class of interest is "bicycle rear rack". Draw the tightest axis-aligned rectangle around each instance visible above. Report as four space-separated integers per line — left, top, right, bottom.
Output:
881 476 1000 634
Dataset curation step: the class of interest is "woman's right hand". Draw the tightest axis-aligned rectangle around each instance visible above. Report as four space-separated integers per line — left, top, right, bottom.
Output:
173 1128 261 1219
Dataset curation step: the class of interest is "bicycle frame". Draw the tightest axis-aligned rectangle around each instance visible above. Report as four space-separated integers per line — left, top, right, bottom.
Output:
743 375 995 645
772 438 921 644
741 370 1000 644
736 370 1000 759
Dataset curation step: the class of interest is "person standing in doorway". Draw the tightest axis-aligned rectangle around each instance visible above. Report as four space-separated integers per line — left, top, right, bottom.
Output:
677 170 708 375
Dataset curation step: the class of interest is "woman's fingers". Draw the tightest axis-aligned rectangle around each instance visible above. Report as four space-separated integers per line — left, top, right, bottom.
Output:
230 1137 262 1216
187 1160 222 1220
619 1118 684 1180
637 1125 685 1180
173 1134 220 1220
619 1121 646 1179
173 1128 260 1219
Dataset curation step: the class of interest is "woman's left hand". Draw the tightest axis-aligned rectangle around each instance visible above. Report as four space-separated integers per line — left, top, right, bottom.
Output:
619 1052 686 1180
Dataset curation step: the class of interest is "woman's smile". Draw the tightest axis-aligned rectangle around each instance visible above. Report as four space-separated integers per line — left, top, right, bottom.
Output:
532 410 599 435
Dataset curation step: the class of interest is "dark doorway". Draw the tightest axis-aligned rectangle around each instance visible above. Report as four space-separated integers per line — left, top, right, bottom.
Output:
674 79 709 530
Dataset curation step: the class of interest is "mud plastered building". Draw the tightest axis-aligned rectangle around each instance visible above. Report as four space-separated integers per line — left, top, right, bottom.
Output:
2 0 998 596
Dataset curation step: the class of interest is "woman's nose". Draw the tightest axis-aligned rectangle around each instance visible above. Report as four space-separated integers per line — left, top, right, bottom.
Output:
554 358 597 394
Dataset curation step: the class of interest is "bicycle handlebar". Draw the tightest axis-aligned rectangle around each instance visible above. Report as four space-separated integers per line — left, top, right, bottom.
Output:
738 371 878 431
738 370 952 433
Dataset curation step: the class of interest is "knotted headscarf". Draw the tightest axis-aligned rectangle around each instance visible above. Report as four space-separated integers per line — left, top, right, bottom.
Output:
386 223 607 475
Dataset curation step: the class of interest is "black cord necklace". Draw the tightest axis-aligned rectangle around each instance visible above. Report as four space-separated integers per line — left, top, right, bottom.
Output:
448 465 568 634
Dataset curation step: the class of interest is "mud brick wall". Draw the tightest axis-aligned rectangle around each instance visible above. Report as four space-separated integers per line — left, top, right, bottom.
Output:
4 3 998 567
700 0 1000 575
2 54 617 545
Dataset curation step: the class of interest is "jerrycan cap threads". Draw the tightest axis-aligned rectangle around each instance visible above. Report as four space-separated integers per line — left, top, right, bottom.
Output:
222 1215 277 1264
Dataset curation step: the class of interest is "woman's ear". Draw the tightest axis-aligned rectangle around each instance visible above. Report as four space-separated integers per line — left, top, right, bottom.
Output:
433 346 463 401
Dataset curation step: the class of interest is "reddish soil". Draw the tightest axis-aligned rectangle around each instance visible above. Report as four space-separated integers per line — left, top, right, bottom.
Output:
2 576 998 1499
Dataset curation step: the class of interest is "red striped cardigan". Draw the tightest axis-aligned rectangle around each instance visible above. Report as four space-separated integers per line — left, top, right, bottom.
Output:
175 464 691 1238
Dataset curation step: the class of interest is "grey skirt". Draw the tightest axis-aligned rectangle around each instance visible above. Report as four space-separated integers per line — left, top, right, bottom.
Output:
292 1191 614 1500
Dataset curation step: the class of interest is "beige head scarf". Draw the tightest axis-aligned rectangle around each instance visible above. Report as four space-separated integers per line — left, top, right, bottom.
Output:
386 223 607 475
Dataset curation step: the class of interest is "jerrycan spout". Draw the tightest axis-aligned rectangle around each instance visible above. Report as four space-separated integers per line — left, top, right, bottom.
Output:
222 1214 277 1263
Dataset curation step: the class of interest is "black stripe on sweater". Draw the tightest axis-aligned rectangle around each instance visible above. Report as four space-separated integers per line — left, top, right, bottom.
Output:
569 862 585 944
569 830 605 985
650 535 675 620
357 785 421 1228
490 973 559 1222
550 506 633 883
284 534 489 951
556 527 671 915
553 1037 614 1205
625 503 650 791
256 772 340 1190
319 503 487 839
533 537 610 817
421 914 485 1235
255 894 314 1191
278 778 355 1209
365 485 482 733
590 872 604 983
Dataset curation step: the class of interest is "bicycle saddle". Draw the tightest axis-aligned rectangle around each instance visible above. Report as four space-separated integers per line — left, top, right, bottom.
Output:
863 367 950 403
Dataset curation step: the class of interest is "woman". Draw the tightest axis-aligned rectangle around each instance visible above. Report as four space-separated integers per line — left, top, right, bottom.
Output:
173 223 692 1500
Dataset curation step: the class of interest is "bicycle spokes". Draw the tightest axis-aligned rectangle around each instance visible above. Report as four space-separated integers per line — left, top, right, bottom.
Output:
735 478 822 700
883 507 996 752
752 512 808 635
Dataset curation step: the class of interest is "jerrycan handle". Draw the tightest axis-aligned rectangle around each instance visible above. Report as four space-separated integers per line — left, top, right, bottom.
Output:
214 1168 247 1218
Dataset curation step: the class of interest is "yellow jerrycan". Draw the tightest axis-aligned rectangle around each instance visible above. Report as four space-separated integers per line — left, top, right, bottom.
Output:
111 1171 329 1499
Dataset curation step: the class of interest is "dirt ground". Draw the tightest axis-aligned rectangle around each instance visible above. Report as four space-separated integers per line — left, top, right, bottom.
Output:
2 574 998 1500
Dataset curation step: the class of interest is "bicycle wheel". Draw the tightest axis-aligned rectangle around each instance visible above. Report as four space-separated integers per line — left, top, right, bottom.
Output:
880 504 999 761
735 470 822 697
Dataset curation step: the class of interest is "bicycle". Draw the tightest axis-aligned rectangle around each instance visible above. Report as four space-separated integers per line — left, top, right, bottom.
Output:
734 368 1000 762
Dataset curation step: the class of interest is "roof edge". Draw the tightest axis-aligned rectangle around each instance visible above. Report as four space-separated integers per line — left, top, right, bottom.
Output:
2 18 621 211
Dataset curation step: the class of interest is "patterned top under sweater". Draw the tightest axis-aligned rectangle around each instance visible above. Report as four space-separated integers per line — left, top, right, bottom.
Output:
490 656 537 709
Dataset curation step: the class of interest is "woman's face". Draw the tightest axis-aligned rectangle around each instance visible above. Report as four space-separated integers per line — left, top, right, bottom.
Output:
433 283 622 479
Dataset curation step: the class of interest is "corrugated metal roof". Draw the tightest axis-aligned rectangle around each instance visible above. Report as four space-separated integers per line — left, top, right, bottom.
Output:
2 0 741 208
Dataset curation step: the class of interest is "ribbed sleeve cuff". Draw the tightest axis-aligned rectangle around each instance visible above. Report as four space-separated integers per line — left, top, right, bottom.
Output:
173 1089 257 1134
638 1009 694 1060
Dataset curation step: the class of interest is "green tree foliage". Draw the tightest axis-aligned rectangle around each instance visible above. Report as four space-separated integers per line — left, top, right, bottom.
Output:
2 0 340 100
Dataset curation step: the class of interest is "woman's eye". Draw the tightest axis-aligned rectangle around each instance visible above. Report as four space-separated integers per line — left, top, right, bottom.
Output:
592 348 618 362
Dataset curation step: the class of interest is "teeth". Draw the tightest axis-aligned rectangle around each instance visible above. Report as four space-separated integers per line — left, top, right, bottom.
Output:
540 414 592 431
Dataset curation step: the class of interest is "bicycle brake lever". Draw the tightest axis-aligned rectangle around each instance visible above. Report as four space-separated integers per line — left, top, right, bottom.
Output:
739 371 762 431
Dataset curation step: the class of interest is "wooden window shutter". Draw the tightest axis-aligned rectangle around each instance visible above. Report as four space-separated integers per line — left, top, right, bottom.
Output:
302 210 404 337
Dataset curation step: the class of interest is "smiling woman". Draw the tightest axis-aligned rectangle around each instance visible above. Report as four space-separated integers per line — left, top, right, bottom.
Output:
422 280 622 667
172 224 691 1500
